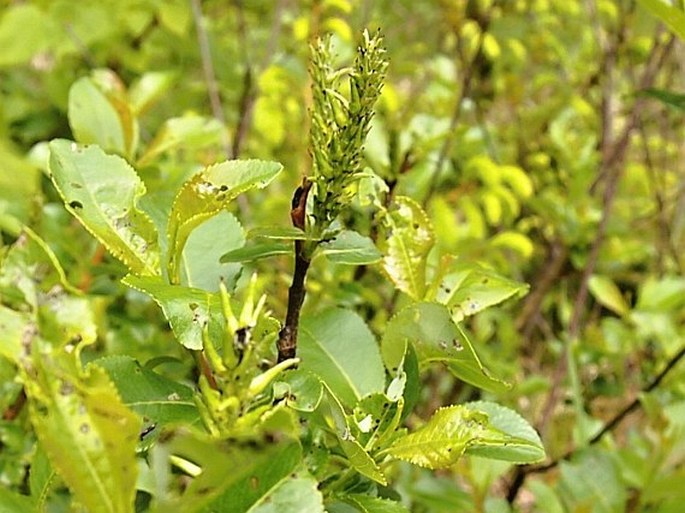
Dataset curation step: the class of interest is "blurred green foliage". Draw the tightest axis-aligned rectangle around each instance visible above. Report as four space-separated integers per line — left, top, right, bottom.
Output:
1 1 684 512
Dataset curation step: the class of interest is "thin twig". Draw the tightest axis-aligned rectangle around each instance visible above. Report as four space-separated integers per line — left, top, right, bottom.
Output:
422 2 497 207
506 343 685 495
190 0 233 158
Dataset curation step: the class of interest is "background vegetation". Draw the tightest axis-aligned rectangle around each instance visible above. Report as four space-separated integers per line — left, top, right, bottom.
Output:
1 0 684 512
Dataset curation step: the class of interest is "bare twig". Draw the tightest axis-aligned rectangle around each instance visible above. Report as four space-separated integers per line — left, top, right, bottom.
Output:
190 0 233 158
506 343 685 501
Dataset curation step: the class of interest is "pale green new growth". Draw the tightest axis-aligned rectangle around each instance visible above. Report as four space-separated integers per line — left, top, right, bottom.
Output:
310 29 388 229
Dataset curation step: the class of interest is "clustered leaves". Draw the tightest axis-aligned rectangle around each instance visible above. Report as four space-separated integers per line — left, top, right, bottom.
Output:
310 29 388 230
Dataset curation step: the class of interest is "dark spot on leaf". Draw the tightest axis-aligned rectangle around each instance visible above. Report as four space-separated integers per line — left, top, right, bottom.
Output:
80 423 90 434
189 303 199 311
59 381 74 396
69 200 83 209
71 182 83 189
482 278 489 284
250 476 259 489
219 184 228 191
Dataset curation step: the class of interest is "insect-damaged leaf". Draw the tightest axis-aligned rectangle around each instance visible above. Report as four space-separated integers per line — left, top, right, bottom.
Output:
166 159 282 281
48 140 159 275
381 302 508 393
380 196 434 300
24 352 140 513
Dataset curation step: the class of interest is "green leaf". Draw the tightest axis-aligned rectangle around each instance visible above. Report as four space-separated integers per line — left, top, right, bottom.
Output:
248 226 313 240
300 308 385 407
129 71 176 115
189 441 303 513
68 77 128 157
381 197 434 300
180 211 244 292
319 230 382 265
463 401 545 463
275 369 324 413
220 241 292 263
640 88 685 111
384 405 487 469
381 302 508 393
340 438 388 485
434 264 528 322
29 445 56 510
0 489 35 513
588 275 629 316
0 305 31 363
137 115 226 166
24 352 140 513
94 355 199 426
384 403 543 469
48 140 159 275
248 473 324 513
558 451 626 513
637 0 685 40
166 159 283 281
339 494 410 513
122 275 223 350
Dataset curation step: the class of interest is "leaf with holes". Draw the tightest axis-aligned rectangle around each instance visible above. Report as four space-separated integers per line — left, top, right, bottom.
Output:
380 196 434 300
48 140 159 275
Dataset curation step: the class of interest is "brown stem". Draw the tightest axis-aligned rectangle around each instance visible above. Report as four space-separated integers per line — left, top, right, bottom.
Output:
190 0 232 158
277 180 314 362
507 343 685 502
2 389 26 421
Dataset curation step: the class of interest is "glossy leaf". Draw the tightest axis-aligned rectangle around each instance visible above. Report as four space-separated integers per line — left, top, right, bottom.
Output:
463 401 545 463
319 230 382 265
94 355 199 426
122 275 223 350
166 159 283 281
434 264 528 322
381 196 434 300
220 241 292 263
24 353 140 513
180 211 244 292
48 140 159 275
381 302 508 392
299 308 385 407
248 226 313 240
384 403 544 469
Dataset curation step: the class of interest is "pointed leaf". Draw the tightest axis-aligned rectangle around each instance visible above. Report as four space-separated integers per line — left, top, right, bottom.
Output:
167 159 282 281
381 196 434 299
319 230 382 265
220 241 292 263
248 226 314 240
24 352 140 513
381 302 508 392
463 401 545 463
122 275 223 350
340 438 387 485
300 308 385 407
275 369 324 413
48 140 159 275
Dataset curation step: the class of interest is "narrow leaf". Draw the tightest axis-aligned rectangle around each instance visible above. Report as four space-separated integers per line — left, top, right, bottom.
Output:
319 230 382 265
340 494 410 513
220 241 292 263
340 438 387 485
248 226 313 240
588 275 629 316
637 0 685 40
48 140 159 275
